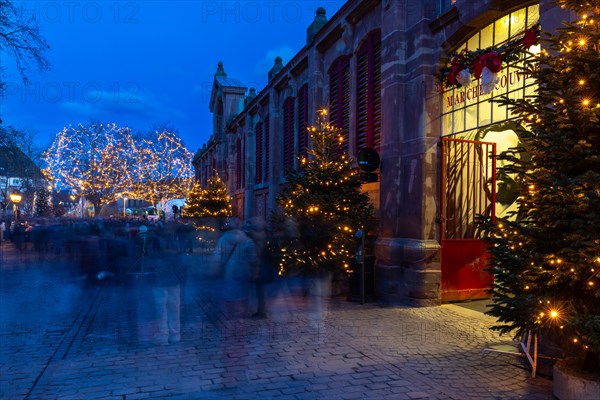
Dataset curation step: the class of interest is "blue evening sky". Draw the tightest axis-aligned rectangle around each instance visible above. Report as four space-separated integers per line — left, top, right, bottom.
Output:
1 0 344 153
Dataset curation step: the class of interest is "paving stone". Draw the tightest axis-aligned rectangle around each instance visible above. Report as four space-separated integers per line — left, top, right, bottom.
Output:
0 252 555 399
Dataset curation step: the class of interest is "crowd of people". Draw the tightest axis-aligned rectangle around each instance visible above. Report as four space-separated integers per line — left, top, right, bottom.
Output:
0 215 333 346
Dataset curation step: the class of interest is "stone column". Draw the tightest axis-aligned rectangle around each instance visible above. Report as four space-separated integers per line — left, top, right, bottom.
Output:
375 0 441 306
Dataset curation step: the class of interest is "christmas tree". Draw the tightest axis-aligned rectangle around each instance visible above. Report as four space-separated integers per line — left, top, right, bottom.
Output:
481 1 600 372
184 175 232 219
271 109 374 276
34 188 51 217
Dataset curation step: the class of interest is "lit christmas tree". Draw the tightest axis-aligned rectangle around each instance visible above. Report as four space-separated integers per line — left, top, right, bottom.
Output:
184 175 232 219
272 109 374 276
481 1 600 372
34 188 51 217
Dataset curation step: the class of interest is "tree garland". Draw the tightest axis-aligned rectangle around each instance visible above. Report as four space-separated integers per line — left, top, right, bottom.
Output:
437 24 540 94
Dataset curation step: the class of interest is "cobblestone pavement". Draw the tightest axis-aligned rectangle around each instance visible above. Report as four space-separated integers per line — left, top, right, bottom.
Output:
0 244 553 399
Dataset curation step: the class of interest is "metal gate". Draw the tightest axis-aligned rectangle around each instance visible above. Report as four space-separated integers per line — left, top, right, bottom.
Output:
440 138 496 302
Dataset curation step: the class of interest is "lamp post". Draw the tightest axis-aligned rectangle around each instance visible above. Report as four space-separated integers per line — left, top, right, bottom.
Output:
9 192 22 220
123 197 127 218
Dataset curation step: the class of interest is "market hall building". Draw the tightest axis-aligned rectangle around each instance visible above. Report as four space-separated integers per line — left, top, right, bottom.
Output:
192 0 565 305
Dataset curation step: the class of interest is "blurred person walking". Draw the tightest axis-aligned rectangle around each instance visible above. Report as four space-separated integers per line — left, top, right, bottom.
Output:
243 219 276 319
150 229 185 345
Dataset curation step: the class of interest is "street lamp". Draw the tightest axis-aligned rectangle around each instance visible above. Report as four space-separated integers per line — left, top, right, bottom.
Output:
123 197 127 218
9 192 22 220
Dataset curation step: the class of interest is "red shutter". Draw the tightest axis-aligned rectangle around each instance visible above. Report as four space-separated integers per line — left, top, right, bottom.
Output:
283 97 295 172
242 135 246 188
372 33 382 151
211 150 216 178
236 138 242 189
341 58 350 154
356 47 369 153
264 115 270 181
297 84 309 158
255 122 263 184
329 57 350 153
356 31 381 153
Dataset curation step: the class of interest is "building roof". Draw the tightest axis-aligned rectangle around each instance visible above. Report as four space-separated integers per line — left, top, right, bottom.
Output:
0 145 42 179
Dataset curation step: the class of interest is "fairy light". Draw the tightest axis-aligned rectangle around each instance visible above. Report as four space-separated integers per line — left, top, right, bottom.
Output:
44 123 191 211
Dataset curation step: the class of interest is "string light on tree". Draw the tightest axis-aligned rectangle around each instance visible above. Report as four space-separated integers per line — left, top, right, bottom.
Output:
479 0 600 373
270 109 374 276
43 122 193 217
184 175 232 219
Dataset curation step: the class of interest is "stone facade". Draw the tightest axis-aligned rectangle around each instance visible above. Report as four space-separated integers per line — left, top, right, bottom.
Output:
193 0 565 305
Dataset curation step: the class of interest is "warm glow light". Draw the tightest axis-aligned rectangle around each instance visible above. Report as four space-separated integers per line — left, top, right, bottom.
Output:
9 192 22 203
550 310 558 318
583 99 590 106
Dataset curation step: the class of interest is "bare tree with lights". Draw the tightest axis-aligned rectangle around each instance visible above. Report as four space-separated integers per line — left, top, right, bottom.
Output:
43 122 133 217
127 126 193 210
480 0 600 373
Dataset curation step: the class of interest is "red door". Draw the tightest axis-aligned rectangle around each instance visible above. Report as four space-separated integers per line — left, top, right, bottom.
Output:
440 138 496 302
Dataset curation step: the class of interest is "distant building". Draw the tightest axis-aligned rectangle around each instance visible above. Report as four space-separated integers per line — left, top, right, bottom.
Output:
0 144 45 217
193 0 566 305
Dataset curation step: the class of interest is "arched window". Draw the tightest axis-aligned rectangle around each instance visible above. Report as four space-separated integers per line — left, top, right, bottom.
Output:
329 56 350 153
282 96 295 172
356 30 381 153
441 5 539 136
297 84 309 159
440 5 539 224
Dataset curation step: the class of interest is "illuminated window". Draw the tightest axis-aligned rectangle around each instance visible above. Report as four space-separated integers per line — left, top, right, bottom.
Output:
440 5 540 222
440 5 539 137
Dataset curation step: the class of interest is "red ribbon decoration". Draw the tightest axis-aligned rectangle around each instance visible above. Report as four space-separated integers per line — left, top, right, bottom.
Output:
447 51 467 85
521 27 539 48
474 51 502 79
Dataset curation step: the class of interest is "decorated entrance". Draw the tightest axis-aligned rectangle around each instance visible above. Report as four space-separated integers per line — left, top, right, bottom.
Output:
436 4 539 302
440 138 496 301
